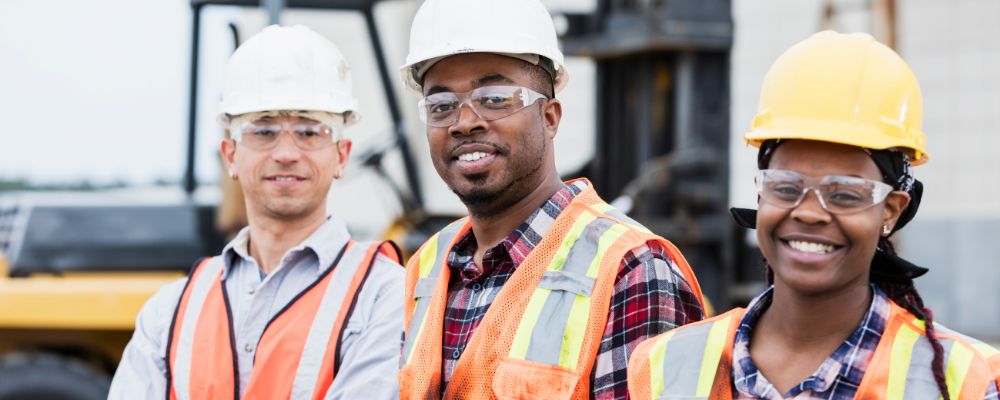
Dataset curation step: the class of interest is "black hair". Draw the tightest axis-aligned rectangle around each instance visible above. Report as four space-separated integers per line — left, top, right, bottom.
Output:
520 56 556 99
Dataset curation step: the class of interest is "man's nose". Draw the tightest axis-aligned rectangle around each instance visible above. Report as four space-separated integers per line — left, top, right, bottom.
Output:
448 103 488 136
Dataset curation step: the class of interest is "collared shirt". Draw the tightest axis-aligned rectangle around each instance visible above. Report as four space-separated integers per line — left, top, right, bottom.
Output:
441 180 704 400
731 285 1000 399
109 216 404 400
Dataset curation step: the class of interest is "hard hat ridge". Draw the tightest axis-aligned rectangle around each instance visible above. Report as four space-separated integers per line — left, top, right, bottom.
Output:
400 0 568 94
218 24 360 127
745 30 928 165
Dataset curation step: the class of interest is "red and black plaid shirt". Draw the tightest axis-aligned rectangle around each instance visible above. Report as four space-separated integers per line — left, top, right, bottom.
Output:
441 180 704 400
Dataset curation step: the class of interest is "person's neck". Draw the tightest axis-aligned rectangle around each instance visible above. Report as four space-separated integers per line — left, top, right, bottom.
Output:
468 174 563 263
757 280 872 351
246 208 328 275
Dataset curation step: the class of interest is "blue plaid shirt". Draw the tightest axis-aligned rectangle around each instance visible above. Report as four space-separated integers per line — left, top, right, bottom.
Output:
731 284 999 399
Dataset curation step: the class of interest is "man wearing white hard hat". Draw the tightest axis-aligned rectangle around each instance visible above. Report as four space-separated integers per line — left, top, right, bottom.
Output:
396 1 705 399
109 25 404 399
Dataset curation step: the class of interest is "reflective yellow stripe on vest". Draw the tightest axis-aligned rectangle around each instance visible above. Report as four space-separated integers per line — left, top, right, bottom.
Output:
945 340 974 399
402 220 464 364
507 211 629 369
886 318 979 400
649 313 733 399
886 319 923 399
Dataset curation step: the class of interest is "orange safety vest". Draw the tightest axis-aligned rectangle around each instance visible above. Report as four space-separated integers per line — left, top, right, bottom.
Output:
398 180 705 400
628 300 1000 400
165 240 400 400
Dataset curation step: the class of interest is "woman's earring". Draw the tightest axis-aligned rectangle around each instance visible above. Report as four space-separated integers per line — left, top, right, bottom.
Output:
882 225 892 236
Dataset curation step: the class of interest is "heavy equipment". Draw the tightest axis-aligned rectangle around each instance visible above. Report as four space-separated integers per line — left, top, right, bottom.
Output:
0 1 761 398
558 0 764 310
0 1 430 398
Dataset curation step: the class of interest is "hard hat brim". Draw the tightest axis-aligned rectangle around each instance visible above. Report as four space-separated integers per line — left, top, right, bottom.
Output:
745 123 928 165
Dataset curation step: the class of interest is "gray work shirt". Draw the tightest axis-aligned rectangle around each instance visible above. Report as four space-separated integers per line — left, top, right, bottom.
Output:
109 216 404 399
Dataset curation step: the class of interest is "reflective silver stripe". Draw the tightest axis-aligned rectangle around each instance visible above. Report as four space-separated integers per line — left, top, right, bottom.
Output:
598 204 652 233
902 336 956 399
523 217 614 365
413 278 438 298
289 242 370 399
659 322 715 397
173 257 225 400
536 270 595 296
402 220 464 364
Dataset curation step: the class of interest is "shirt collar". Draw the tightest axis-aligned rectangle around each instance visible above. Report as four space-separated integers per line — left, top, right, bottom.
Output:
503 180 587 265
447 180 588 282
220 215 352 279
732 284 891 397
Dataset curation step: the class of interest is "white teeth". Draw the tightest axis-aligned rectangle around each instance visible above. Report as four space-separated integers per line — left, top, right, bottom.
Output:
788 240 835 254
272 176 299 182
458 152 489 162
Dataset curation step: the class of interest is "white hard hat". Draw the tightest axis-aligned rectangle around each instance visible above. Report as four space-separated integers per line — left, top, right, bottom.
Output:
218 25 360 126
400 0 568 95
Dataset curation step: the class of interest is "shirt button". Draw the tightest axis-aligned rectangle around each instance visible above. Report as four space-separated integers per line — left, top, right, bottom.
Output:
471 283 481 291
452 349 461 358
244 343 253 353
248 286 256 295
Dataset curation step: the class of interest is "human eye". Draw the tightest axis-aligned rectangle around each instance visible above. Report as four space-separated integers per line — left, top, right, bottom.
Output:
824 184 869 207
430 101 458 114
478 93 513 109
761 171 802 197
296 127 321 137
770 182 803 199
251 126 279 137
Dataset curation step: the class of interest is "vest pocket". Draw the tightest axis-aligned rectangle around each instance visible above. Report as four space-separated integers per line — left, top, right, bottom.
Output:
492 358 580 400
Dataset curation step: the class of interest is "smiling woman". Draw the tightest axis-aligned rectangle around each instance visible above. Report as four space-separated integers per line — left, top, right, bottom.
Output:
627 31 1000 400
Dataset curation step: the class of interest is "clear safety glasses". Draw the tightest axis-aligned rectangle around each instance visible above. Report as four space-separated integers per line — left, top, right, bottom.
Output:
756 169 895 214
233 118 337 151
417 85 548 127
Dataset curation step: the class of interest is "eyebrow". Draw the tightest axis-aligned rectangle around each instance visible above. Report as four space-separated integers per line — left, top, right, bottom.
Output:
425 85 451 96
475 73 515 86
424 73 516 96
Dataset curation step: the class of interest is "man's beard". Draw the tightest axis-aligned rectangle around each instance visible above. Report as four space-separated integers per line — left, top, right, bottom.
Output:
452 141 545 217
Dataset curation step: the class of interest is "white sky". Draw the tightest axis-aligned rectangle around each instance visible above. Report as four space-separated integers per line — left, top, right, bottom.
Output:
0 0 596 187
1 0 192 184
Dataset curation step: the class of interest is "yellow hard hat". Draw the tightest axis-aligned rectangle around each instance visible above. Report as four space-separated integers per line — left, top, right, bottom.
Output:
745 31 928 165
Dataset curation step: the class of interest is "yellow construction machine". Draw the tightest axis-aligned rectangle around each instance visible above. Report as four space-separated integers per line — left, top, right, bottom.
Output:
0 1 435 398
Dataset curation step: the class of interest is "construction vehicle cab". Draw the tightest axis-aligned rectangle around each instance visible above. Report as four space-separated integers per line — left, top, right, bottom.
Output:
0 1 431 398
0 191 218 398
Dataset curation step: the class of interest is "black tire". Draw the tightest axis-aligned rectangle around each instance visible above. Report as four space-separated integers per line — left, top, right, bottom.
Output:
0 352 110 400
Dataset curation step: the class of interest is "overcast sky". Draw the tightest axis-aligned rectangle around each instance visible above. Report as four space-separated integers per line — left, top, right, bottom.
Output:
1 0 194 184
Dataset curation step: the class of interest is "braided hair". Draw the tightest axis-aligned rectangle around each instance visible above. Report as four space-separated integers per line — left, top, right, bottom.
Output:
757 140 950 399
874 239 950 400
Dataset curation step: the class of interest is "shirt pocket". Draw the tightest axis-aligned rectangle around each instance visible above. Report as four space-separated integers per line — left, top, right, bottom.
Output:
338 316 364 350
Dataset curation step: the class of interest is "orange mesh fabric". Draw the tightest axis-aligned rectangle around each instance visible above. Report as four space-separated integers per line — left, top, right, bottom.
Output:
926 323 995 398
172 242 384 399
312 242 389 399
626 309 740 400
627 334 656 400
187 266 237 399
400 221 471 400
168 258 211 400
711 313 740 400
857 301 995 399
400 184 704 400
443 201 591 399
